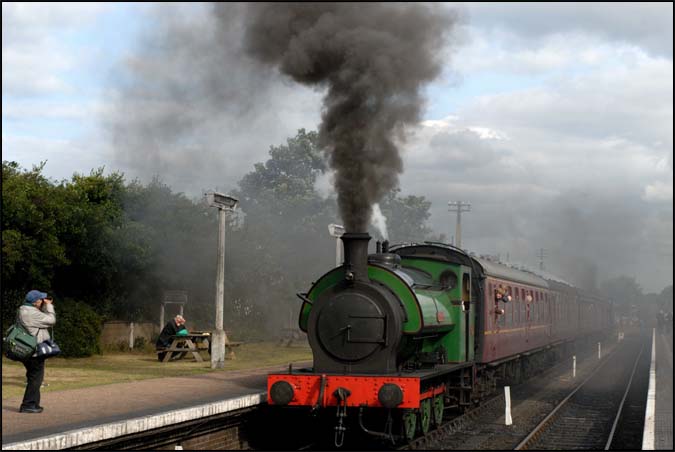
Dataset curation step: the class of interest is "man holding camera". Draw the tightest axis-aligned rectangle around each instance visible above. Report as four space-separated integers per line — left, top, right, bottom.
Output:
17 290 56 413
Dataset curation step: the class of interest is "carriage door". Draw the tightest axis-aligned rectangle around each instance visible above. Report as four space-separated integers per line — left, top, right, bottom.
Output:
463 272 472 361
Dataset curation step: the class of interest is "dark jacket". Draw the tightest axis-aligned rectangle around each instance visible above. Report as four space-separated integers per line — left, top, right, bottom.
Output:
156 320 187 349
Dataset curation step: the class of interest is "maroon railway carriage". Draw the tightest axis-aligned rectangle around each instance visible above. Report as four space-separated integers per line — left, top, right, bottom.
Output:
472 257 612 365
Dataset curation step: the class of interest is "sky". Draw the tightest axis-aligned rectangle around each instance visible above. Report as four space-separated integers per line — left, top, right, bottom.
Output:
2 2 673 293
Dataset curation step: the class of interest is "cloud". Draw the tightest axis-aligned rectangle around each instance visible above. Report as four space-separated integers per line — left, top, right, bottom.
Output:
644 181 673 203
397 47 672 291
104 4 322 195
3 2 671 292
3 100 103 121
464 3 673 58
2 133 113 181
2 3 108 97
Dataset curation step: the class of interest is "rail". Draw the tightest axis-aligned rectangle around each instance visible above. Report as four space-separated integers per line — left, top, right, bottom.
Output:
514 340 644 450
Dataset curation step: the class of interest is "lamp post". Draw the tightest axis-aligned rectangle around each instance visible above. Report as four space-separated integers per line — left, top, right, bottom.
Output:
206 191 239 369
328 224 345 267
448 201 471 249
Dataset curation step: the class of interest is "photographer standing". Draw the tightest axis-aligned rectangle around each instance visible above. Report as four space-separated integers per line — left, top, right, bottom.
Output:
17 290 56 413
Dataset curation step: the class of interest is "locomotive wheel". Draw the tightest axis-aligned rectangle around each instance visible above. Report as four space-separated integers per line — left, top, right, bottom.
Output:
402 410 417 441
419 399 431 434
432 395 444 426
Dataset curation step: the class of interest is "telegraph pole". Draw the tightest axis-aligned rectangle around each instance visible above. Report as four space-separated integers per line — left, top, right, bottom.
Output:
206 192 238 369
448 201 471 248
537 248 548 271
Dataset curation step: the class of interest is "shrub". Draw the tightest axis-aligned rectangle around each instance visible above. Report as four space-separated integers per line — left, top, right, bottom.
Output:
133 336 147 350
52 299 103 357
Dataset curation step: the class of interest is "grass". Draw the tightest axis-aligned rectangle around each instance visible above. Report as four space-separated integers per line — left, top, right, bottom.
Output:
2 342 311 399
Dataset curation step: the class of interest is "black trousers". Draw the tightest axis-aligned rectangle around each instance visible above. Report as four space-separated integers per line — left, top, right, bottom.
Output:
21 357 45 409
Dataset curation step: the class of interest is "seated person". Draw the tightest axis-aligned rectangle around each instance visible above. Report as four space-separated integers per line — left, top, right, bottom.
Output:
156 315 188 361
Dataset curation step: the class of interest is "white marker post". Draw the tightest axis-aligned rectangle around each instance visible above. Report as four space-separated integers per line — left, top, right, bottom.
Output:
505 386 513 426
598 342 602 360
129 322 135 350
573 355 576 379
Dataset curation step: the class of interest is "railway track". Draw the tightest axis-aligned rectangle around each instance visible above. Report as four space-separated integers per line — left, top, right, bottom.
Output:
399 392 505 450
285 337 647 451
400 340 613 451
514 338 645 450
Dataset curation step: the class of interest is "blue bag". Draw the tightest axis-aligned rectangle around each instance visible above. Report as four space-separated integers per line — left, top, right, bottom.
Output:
36 339 61 359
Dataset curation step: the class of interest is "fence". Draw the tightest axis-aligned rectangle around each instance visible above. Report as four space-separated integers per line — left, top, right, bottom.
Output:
101 321 158 349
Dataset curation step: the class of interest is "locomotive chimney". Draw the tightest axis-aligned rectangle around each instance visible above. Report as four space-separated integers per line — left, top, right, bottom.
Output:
341 232 371 282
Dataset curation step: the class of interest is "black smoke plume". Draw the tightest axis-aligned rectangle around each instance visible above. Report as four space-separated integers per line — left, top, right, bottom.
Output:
241 3 457 231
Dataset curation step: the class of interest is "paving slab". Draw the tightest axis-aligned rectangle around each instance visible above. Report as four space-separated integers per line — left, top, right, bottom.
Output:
2 362 310 448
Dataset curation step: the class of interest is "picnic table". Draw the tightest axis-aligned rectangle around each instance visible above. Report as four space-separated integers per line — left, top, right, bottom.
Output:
158 332 211 363
157 331 244 362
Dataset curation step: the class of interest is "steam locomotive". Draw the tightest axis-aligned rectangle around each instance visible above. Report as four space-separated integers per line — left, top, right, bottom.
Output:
267 233 613 445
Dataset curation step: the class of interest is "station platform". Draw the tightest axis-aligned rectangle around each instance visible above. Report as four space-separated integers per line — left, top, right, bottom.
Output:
1 362 309 450
643 329 673 450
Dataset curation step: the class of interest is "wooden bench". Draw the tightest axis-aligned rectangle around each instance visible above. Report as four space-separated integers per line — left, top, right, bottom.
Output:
225 341 243 359
157 333 244 361
157 335 209 362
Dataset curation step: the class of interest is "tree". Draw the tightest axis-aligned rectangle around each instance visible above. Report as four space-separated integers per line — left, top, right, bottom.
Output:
1 129 438 340
376 188 433 243
227 129 438 336
228 129 336 337
599 276 644 306
2 162 69 291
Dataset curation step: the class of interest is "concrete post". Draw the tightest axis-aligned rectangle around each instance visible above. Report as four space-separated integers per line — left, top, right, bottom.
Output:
573 355 576 378
129 322 135 349
505 386 512 425
212 208 228 369
159 303 165 332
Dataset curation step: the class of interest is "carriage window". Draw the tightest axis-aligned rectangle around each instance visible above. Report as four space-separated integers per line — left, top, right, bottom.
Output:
401 267 435 287
499 307 506 326
462 273 471 301
523 301 527 323
439 270 458 290
508 296 514 326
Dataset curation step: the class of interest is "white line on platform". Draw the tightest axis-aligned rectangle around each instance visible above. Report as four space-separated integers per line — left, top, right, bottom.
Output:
642 328 656 450
2 392 266 450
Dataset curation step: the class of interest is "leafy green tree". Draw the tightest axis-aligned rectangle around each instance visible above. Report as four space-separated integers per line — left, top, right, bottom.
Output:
228 129 336 336
2 162 69 291
53 169 127 303
117 177 218 325
53 298 103 357
376 188 433 243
